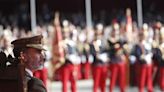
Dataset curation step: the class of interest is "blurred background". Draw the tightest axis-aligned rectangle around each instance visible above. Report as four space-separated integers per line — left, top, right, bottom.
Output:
0 0 164 92
0 0 164 29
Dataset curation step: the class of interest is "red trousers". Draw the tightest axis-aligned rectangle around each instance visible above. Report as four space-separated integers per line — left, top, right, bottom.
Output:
109 62 126 92
60 64 77 92
159 67 164 91
138 64 153 92
33 67 47 86
81 62 91 79
92 65 107 92
75 64 82 80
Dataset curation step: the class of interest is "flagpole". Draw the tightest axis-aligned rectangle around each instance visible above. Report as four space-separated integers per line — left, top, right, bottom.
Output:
85 0 92 29
137 0 143 28
30 0 37 32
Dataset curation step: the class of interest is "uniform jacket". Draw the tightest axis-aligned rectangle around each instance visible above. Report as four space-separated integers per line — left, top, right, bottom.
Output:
26 72 47 92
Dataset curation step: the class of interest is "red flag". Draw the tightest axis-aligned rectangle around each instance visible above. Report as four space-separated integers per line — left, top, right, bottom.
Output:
125 8 133 44
53 24 64 60
51 12 65 80
52 12 64 64
126 8 132 32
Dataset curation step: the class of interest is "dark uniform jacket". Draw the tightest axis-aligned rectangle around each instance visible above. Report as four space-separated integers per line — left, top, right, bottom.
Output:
152 47 164 66
26 72 47 92
90 43 106 66
131 44 151 64
108 40 126 64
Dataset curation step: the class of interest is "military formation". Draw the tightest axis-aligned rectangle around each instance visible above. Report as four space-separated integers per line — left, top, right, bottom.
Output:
1 9 164 92
50 12 164 92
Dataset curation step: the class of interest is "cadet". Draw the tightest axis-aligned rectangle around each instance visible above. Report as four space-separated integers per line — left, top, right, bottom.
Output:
91 25 108 92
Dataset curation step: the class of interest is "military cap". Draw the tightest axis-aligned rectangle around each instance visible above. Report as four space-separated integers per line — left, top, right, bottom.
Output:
11 35 46 51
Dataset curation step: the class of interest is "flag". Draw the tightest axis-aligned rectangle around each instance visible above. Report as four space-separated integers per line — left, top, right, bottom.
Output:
51 12 65 80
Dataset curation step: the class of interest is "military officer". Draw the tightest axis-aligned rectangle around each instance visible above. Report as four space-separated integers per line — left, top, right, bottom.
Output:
11 35 47 92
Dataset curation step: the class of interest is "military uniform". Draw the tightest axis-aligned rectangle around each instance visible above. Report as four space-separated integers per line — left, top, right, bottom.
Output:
91 37 108 92
11 35 47 92
80 42 92 79
60 38 80 92
108 40 127 92
26 69 47 92
132 37 153 92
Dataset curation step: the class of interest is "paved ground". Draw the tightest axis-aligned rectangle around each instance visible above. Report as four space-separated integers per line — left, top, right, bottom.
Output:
47 79 161 92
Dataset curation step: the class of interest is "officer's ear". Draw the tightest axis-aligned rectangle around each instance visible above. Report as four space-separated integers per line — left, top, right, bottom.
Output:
19 51 27 62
